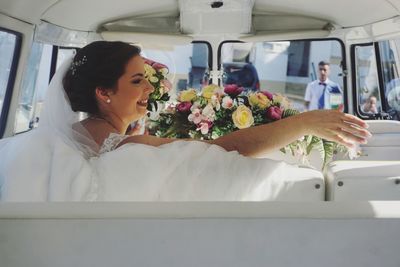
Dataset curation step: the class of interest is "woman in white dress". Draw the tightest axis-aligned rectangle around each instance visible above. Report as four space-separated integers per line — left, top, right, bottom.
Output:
0 41 371 202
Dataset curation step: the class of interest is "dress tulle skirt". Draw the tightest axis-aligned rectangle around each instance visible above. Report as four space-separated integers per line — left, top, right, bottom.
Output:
0 130 324 201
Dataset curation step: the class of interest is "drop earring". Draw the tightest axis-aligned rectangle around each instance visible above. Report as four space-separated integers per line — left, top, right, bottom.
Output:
106 99 111 104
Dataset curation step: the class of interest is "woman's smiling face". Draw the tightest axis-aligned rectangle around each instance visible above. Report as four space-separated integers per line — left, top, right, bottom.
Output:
109 55 154 122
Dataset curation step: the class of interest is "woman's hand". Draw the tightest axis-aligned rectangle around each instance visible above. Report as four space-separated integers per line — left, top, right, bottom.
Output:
299 109 372 148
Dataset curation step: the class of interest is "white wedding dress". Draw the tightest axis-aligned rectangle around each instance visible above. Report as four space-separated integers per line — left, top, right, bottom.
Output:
0 58 324 202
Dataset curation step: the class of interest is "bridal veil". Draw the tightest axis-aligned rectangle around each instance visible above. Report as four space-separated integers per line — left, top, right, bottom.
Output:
0 57 97 201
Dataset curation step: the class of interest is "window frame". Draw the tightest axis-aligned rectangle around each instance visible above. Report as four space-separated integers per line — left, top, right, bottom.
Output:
14 45 80 134
189 40 213 89
192 40 213 74
350 42 390 120
374 41 391 117
217 38 348 112
0 27 22 138
141 40 212 92
49 46 79 81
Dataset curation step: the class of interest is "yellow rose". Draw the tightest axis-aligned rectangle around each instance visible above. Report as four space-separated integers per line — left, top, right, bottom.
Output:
232 105 254 129
179 89 197 102
249 93 271 109
202 84 220 99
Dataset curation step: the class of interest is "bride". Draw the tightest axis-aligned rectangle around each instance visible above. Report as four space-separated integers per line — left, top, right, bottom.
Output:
0 41 371 201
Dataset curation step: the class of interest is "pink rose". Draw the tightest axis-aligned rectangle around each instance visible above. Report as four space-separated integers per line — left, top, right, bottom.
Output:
152 62 168 71
224 84 244 98
177 102 192 112
143 58 168 71
266 106 282 120
261 90 273 100
143 58 155 65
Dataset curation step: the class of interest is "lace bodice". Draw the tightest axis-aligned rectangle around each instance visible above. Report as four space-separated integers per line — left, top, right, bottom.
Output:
99 133 130 154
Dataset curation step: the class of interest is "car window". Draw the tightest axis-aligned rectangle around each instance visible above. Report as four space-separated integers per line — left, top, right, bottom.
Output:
0 29 19 135
142 42 211 100
15 44 77 133
219 40 345 112
353 44 382 118
378 39 400 120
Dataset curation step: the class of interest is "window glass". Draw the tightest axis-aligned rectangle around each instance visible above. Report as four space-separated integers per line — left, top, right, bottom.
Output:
0 31 17 119
142 42 210 100
15 42 52 132
57 47 76 69
220 40 344 112
378 39 400 120
354 45 382 117
15 45 77 133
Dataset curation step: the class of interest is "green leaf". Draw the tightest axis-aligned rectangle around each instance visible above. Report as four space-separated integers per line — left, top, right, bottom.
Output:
306 135 321 155
322 140 335 168
160 93 170 101
282 108 300 118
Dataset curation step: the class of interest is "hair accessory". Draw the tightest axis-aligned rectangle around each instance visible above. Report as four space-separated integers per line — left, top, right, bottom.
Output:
106 99 111 104
71 56 88 75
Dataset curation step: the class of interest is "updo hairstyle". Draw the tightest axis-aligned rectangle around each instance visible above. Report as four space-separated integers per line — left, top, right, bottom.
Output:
63 41 141 115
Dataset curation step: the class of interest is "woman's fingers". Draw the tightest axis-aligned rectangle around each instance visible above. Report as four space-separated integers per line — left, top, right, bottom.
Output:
336 127 367 144
326 131 356 148
342 113 369 129
337 121 371 138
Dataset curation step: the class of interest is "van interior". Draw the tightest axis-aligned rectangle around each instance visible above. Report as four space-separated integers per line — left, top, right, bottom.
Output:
1 0 400 266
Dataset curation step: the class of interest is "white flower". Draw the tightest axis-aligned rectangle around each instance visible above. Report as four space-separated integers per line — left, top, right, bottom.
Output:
188 108 204 124
160 68 169 76
202 104 216 121
190 102 201 112
149 76 159 83
211 95 221 111
273 93 291 109
348 143 361 159
144 64 156 77
149 110 160 121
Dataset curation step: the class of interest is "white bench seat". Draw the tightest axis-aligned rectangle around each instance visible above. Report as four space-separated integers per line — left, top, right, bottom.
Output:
326 160 400 200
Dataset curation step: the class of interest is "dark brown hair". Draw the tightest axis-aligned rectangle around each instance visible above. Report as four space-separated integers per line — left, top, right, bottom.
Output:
318 60 330 67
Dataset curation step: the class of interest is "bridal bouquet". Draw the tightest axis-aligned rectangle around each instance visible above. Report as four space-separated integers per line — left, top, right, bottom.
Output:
148 84 350 168
144 58 172 111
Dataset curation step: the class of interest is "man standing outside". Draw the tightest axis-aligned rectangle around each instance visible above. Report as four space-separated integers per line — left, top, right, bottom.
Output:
304 61 342 111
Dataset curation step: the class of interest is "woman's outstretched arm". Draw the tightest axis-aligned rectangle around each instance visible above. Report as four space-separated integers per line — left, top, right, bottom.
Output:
120 109 371 157
211 109 370 157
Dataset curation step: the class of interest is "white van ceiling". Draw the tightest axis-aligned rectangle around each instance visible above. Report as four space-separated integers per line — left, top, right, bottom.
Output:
0 0 400 33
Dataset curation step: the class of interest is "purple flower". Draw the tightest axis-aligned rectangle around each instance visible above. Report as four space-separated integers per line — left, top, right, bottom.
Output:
224 84 244 98
266 106 282 120
177 102 192 112
261 90 273 100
